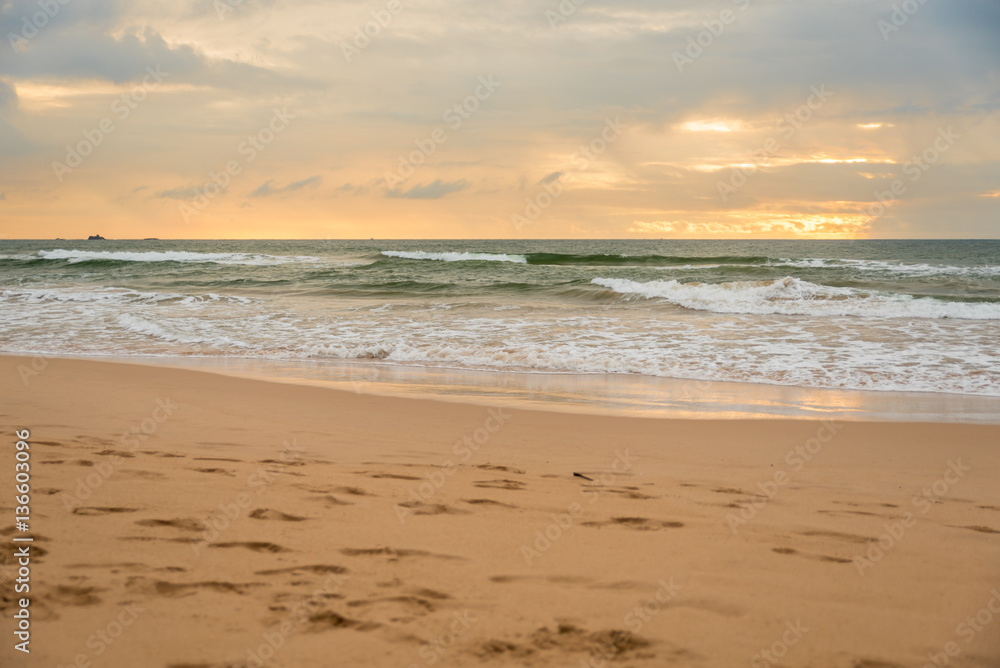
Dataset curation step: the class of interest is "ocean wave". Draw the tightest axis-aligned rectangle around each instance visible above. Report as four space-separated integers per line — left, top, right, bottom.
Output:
0 287 251 306
379 250 775 266
381 251 528 263
770 258 1000 277
36 249 320 266
116 314 252 348
526 253 769 266
592 276 1000 320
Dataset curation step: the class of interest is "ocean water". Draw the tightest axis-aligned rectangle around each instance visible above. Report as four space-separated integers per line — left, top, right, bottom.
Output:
1 239 999 400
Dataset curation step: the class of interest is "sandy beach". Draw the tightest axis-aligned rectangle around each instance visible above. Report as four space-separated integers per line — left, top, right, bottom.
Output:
2 354 999 667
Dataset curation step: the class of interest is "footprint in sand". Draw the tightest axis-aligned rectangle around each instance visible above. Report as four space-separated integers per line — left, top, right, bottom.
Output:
73 507 139 516
120 536 200 544
818 509 882 517
95 449 136 458
334 486 371 496
490 574 591 586
135 518 207 532
475 464 526 474
462 498 517 508
474 479 526 490
798 529 875 544
476 625 652 661
46 585 102 606
249 508 308 521
950 525 999 534
305 611 380 632
189 467 236 476
347 594 436 614
128 577 262 598
210 541 291 553
605 488 659 500
255 565 348 576
582 517 684 531
126 470 166 479
772 547 852 564
311 494 353 507
259 458 306 467
397 501 469 516
340 547 462 561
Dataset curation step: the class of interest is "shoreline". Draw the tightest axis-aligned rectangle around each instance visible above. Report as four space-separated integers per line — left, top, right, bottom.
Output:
2 354 999 667
6 352 1000 424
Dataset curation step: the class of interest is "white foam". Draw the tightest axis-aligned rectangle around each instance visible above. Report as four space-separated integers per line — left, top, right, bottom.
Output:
771 258 1000 277
381 251 527 263
37 249 319 265
0 287 251 306
116 314 251 348
592 276 1000 320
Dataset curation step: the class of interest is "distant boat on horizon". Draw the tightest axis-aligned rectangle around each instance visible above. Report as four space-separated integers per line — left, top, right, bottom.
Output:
87 234 106 240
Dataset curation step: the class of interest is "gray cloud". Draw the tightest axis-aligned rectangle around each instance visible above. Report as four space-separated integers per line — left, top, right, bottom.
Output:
154 185 201 200
387 179 471 199
250 175 321 197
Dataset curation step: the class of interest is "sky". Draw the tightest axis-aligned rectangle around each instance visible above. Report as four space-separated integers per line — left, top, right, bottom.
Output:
0 0 998 239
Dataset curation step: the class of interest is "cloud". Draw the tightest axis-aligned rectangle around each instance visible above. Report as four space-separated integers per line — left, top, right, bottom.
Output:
250 175 321 197
154 185 202 200
0 0 997 238
0 79 16 112
0 4 304 90
387 179 471 200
